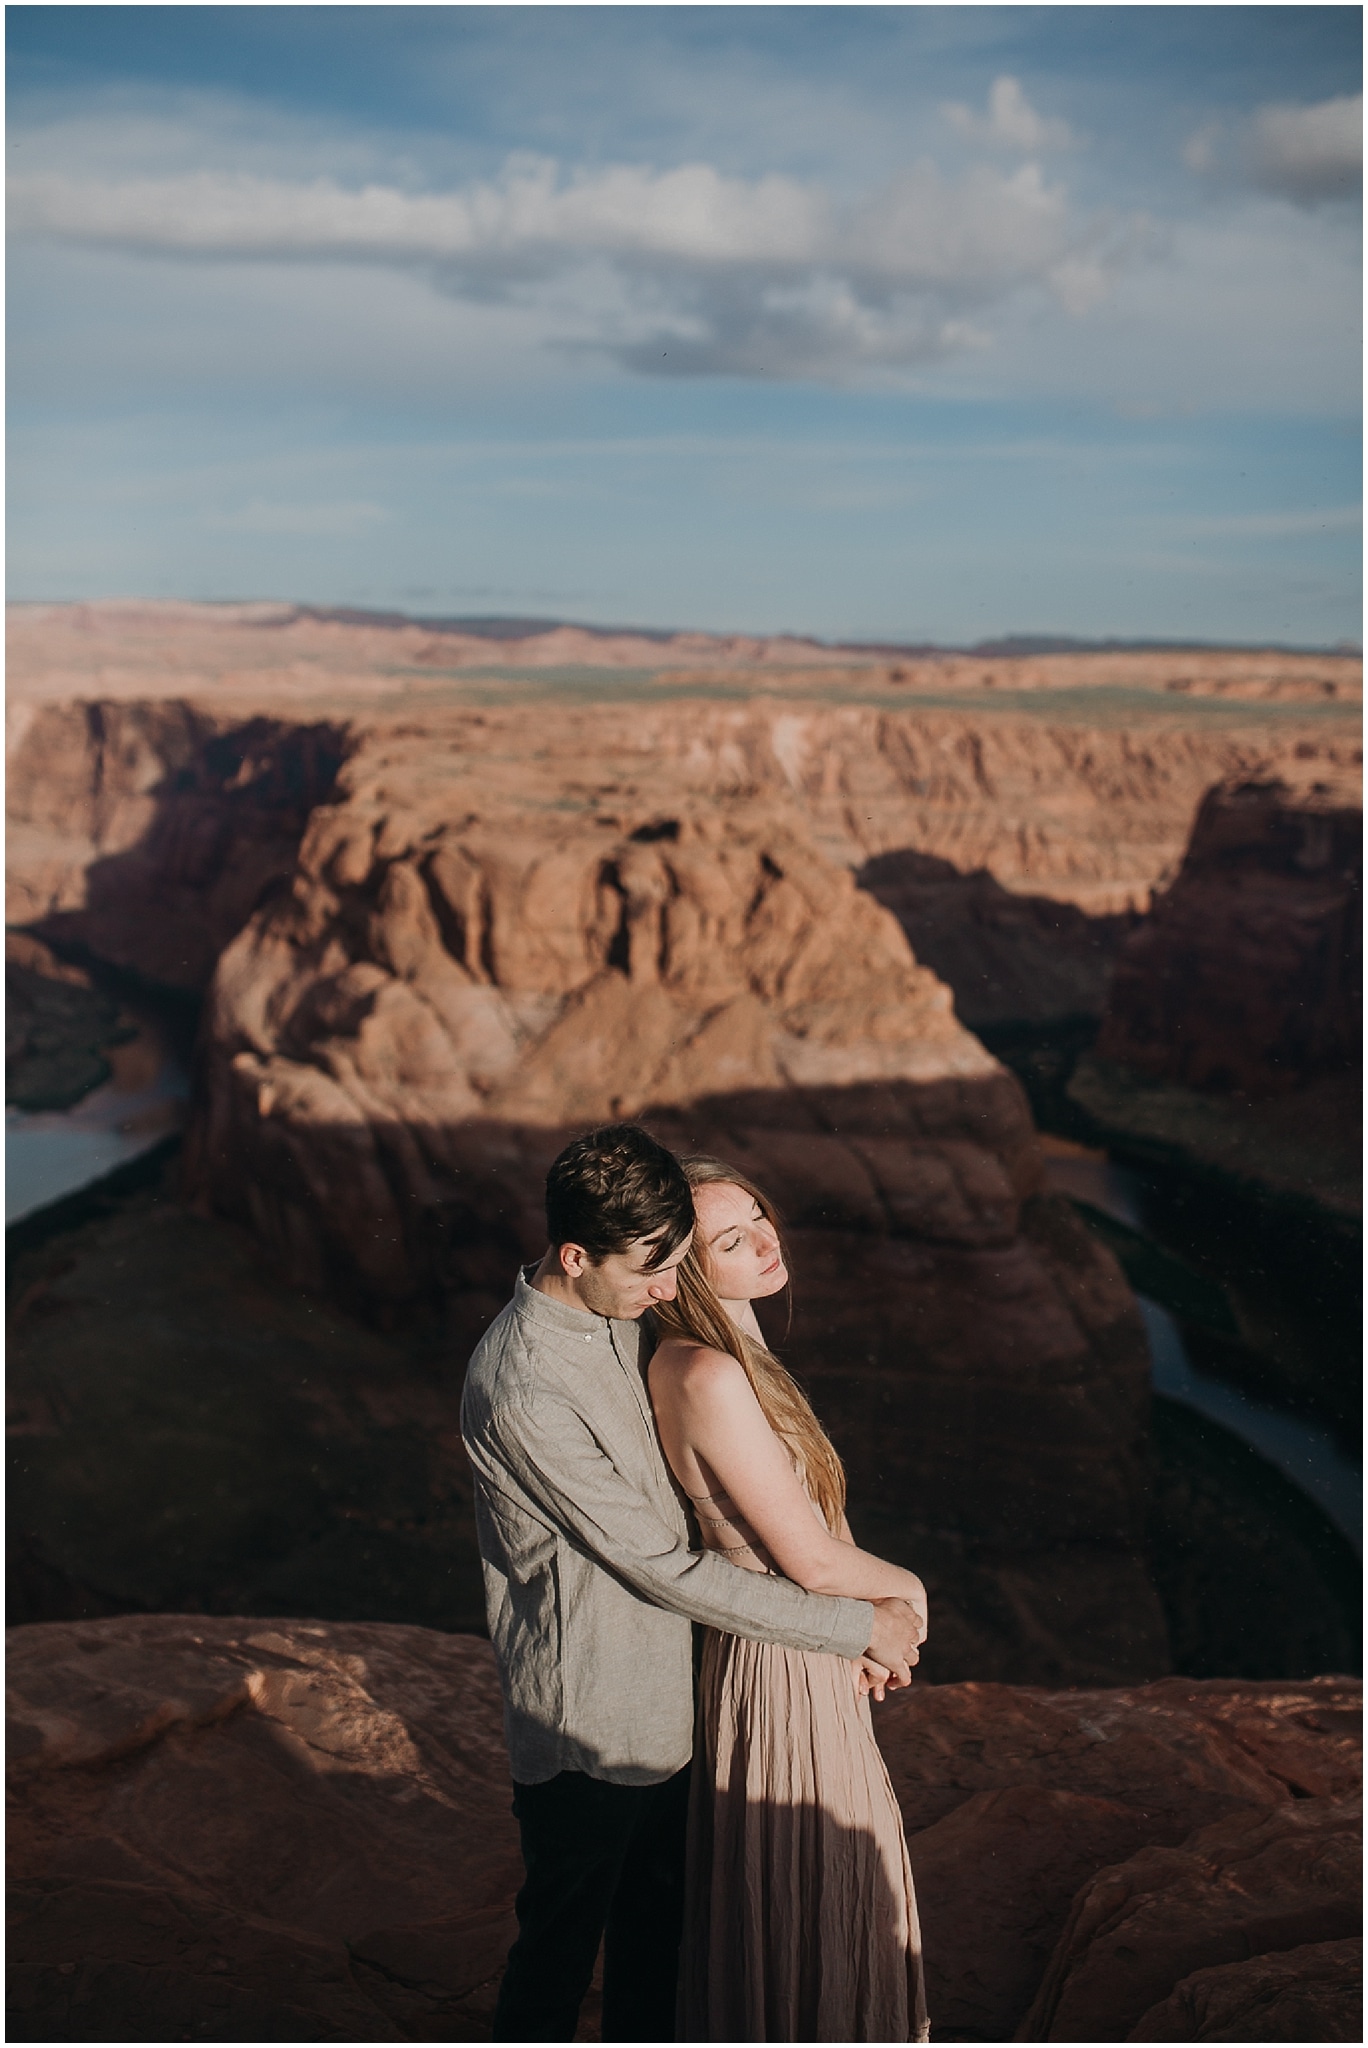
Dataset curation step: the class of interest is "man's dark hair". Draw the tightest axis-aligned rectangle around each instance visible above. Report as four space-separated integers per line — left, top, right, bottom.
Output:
545 1124 694 1269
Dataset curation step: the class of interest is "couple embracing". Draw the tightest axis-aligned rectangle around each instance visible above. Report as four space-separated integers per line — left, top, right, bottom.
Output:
461 1123 931 2043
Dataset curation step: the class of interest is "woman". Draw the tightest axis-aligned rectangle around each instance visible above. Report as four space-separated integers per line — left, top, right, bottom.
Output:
648 1156 931 2043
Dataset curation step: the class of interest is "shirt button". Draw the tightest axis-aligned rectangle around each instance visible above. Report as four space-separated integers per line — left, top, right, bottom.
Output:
585 1333 593 1343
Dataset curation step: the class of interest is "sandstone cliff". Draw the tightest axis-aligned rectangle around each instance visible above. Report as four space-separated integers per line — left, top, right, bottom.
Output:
7 1617 1360 2042
1096 777 1361 1101
184 758 995 1299
1069 777 1361 1426
7 606 1360 1696
7 701 347 991
11 1152 1355 1694
168 726 1168 1683
10 602 1361 958
6 933 131 1112
8 675 1359 1121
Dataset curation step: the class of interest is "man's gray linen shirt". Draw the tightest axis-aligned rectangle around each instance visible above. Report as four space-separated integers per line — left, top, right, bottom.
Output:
461 1268 873 1786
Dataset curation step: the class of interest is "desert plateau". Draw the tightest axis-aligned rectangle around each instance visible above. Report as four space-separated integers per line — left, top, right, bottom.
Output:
7 602 1362 2041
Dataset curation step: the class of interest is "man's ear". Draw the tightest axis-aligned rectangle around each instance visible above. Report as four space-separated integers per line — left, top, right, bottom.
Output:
558 1241 590 1279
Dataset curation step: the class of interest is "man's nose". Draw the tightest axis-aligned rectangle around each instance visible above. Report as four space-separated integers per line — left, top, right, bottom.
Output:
648 1269 679 1301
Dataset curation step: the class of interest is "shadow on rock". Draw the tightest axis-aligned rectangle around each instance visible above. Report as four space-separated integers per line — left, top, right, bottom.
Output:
6 1618 1360 2043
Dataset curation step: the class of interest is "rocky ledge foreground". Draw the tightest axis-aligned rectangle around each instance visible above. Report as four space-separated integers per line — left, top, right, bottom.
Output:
7 1617 1361 2043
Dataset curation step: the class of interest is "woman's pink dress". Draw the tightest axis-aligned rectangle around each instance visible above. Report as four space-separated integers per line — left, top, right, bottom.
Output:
678 1488 930 2042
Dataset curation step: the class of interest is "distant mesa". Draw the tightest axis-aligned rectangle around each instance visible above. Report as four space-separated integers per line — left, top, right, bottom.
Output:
6 598 1361 707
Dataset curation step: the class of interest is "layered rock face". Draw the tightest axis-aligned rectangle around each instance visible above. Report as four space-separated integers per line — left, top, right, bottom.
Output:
8 1617 1360 2043
1071 777 1361 1404
7 609 1360 1692
7 700 347 991
1096 778 1362 1099
1056 774 1368 1449
10 651 1361 976
186 758 993 1300
173 719 1167 1683
858 850 1136 1034
6 933 130 1112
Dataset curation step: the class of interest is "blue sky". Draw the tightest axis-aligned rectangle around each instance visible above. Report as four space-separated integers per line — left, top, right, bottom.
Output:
7 5 1361 644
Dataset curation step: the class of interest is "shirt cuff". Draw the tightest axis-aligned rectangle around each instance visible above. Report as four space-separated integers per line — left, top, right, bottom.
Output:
824 1596 875 1661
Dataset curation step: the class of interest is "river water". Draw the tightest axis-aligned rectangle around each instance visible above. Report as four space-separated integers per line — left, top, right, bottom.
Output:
6 1013 189 1226
1041 1145 1362 1556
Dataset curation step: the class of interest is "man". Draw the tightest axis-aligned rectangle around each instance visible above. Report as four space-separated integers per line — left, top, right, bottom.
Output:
461 1123 926 2042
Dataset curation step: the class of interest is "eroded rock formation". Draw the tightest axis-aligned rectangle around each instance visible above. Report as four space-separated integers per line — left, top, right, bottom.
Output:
161 720 1173 1683
6 607 1360 1693
7 1617 1360 2043
6 933 130 1112
857 850 1137 1034
1129 1938 1363 2043
186 775 991 1299
1095 778 1362 1100
7 700 347 991
1069 776 1362 1427
10 610 1361 972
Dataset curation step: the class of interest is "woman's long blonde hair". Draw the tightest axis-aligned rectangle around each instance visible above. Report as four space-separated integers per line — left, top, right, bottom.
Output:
652 1155 847 1533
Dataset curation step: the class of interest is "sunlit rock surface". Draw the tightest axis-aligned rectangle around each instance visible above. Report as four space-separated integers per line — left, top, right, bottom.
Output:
7 1617 1360 2043
9 606 1361 959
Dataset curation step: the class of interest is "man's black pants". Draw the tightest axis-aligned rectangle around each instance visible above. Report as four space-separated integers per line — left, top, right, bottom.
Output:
492 1763 690 2042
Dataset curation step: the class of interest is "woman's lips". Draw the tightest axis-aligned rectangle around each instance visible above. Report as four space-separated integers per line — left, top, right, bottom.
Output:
760 1255 782 1277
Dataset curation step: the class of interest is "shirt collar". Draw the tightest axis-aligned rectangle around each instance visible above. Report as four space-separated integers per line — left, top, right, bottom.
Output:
512 1262 637 1343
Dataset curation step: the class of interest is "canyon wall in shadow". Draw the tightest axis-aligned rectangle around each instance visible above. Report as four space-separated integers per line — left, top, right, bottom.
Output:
7 608 1362 1688
1071 776 1361 1436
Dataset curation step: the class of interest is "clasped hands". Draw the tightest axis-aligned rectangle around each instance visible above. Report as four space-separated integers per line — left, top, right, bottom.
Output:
856 1592 929 1700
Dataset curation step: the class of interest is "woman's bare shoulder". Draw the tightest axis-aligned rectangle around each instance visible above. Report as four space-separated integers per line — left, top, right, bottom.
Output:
648 1336 750 1396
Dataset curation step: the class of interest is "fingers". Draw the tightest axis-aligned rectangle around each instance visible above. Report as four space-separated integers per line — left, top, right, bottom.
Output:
858 1654 893 1700
866 1595 929 1681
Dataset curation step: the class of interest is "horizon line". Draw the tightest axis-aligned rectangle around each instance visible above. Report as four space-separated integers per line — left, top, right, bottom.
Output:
6 597 1359 661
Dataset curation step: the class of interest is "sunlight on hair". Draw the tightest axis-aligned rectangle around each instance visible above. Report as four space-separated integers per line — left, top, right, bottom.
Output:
652 1156 848 1533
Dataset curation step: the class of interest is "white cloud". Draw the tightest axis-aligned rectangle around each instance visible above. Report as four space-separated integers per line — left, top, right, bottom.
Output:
7 150 1124 381
943 77 1074 155
7 155 1065 280
968 197 1361 420
1248 94 1362 204
1184 94 1361 207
